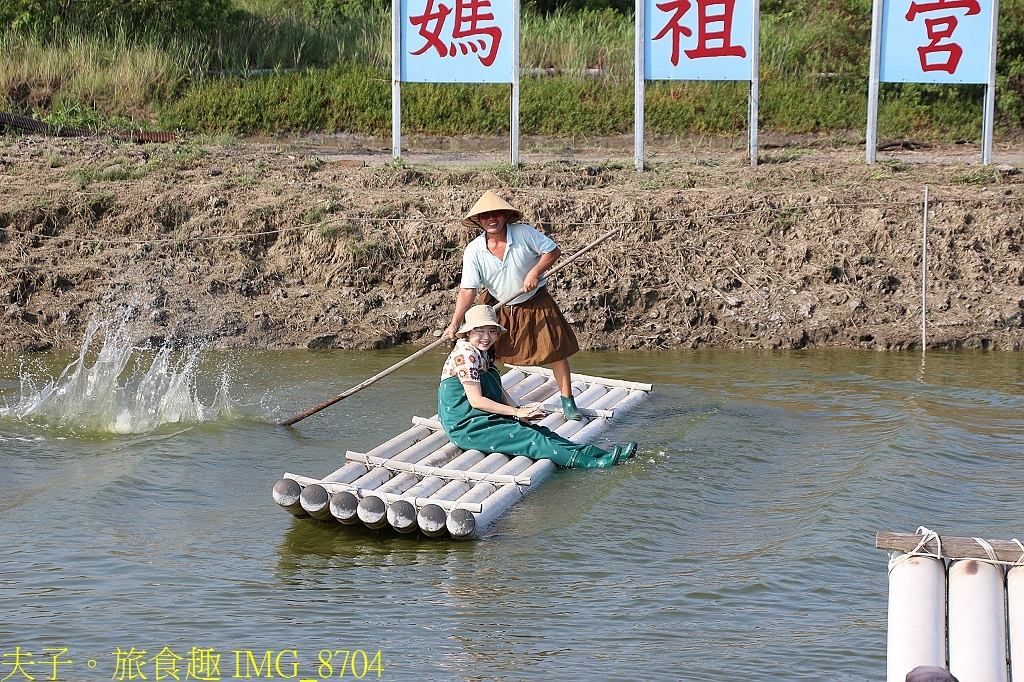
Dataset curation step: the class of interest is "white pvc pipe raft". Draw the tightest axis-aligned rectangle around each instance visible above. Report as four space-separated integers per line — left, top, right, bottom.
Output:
1008 566 1024 682
274 366 654 539
878 530 1024 682
948 559 1007 682
886 551 946 682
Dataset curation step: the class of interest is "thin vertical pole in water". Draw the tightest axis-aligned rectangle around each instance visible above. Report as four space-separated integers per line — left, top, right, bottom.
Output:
921 186 929 351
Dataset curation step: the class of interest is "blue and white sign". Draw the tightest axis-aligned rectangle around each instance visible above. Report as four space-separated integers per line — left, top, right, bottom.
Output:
880 0 994 83
400 0 514 83
644 0 755 81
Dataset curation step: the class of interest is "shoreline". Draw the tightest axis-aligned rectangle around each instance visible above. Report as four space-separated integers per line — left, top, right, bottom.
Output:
2 134 1023 353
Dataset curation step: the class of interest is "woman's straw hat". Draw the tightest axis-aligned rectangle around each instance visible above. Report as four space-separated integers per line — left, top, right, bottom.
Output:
461 190 524 228
456 305 508 336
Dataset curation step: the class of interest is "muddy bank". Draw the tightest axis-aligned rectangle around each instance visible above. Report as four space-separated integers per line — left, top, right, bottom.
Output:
2 134 1023 354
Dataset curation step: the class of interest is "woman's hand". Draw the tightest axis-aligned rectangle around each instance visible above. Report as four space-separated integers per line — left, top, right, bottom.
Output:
513 404 545 422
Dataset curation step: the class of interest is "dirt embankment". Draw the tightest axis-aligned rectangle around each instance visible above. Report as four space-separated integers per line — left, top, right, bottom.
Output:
2 134 1023 354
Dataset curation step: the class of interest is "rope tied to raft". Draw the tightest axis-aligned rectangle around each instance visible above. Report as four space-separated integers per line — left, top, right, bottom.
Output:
1012 539 1024 566
888 526 943 574
974 536 999 563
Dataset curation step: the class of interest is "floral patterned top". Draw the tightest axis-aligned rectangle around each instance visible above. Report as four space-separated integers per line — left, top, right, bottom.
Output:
440 338 491 384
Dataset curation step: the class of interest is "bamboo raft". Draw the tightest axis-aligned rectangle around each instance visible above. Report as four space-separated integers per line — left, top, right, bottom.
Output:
273 365 653 539
878 528 1024 682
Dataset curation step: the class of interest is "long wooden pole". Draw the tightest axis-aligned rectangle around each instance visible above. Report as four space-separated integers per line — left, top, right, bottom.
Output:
279 225 623 426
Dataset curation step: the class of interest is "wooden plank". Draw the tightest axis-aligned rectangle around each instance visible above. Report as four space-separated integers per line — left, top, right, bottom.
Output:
876 532 1024 563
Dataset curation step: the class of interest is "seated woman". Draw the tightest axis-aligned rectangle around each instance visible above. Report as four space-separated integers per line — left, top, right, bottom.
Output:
438 305 636 469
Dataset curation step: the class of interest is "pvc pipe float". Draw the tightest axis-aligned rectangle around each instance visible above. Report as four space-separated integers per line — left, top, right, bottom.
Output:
456 457 557 539
358 474 420 528
446 456 535 538
282 423 442 518
886 551 946 682
331 431 451 525
948 559 1007 682
517 378 558 403
1008 565 1024 682
299 484 333 520
272 478 307 517
498 368 527 390
501 372 546 397
329 491 360 525
386 450 486 533
356 496 388 529
417 453 510 537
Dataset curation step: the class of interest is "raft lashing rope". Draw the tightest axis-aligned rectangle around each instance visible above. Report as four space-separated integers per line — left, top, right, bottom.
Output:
273 366 652 540
877 528 1024 682
0 111 176 143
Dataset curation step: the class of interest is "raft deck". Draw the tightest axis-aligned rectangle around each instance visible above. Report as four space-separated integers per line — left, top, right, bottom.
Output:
273 365 653 539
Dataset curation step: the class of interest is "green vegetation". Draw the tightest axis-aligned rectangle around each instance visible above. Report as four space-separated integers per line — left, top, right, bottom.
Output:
1 0 1023 141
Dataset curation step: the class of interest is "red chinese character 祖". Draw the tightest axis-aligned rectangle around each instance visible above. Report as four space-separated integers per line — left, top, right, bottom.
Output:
653 0 746 66
653 0 694 66
409 0 502 67
904 0 981 74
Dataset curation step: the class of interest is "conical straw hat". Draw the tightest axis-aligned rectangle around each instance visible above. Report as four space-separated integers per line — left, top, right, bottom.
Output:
462 190 524 228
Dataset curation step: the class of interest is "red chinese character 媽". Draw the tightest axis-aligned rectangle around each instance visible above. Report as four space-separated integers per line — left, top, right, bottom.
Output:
409 0 502 67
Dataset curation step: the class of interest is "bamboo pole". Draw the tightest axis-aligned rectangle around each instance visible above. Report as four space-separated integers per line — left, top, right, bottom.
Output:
922 186 929 351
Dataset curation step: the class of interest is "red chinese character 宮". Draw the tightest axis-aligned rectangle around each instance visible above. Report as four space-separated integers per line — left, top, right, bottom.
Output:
905 0 980 21
903 0 981 75
918 15 964 73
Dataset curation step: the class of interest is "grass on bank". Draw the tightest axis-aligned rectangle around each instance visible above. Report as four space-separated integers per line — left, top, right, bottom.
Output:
0 0 1022 141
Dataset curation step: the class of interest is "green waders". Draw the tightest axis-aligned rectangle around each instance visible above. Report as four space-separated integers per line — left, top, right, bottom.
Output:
438 368 616 468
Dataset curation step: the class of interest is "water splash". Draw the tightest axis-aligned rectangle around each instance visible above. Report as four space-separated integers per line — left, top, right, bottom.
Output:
1 310 235 434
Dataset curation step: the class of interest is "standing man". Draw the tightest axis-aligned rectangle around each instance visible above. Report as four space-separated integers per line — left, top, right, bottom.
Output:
445 190 584 421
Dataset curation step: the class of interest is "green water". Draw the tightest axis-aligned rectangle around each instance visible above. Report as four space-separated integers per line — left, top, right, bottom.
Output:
2 345 1023 681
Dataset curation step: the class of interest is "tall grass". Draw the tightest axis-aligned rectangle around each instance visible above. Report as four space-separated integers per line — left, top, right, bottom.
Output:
520 9 633 81
209 3 390 74
3 0 1024 140
0 27 203 126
